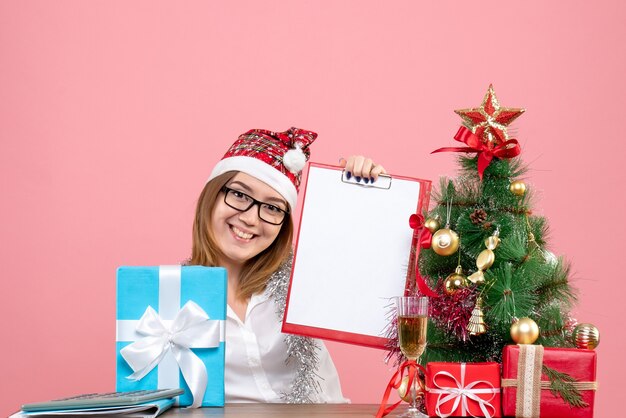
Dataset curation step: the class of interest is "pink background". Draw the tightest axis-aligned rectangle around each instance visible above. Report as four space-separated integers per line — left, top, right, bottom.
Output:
1 1 624 416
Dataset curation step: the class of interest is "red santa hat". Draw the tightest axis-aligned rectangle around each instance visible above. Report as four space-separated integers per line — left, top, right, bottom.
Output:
208 127 317 211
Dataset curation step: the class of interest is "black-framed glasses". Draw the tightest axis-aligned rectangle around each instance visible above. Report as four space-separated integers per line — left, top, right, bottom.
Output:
221 186 290 225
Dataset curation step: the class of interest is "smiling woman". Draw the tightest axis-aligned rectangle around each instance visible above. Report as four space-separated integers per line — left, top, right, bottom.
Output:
187 127 385 404
210 173 289 296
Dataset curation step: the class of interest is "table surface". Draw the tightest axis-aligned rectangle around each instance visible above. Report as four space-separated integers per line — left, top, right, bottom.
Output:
163 404 404 417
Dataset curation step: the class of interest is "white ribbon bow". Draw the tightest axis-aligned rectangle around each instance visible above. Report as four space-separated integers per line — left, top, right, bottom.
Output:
120 301 221 408
429 363 499 418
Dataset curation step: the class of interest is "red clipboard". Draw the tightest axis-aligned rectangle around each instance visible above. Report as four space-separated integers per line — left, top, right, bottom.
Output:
282 163 431 349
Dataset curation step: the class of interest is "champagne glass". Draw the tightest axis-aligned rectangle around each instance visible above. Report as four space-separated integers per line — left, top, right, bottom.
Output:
396 296 428 418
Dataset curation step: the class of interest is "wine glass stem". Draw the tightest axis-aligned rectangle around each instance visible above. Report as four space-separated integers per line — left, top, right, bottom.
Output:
408 357 420 412
409 378 417 411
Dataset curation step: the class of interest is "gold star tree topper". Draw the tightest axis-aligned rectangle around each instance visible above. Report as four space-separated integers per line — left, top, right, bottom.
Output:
455 85 525 146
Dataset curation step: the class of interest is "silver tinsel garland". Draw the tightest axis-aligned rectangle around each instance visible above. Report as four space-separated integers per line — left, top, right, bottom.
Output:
265 255 322 403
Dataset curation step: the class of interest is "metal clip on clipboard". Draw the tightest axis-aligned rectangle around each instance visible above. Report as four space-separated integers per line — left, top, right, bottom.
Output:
340 171 392 190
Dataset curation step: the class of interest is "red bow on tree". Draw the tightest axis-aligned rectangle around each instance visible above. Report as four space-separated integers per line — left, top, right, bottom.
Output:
409 214 432 249
432 126 521 180
408 214 438 298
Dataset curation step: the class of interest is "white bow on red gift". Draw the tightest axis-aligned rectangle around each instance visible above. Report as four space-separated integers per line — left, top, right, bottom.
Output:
429 363 499 418
119 301 222 408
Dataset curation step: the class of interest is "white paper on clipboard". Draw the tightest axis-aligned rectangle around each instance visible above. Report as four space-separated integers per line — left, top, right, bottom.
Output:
282 163 431 349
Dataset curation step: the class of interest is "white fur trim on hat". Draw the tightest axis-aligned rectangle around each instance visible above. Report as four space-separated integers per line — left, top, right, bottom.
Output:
208 156 298 212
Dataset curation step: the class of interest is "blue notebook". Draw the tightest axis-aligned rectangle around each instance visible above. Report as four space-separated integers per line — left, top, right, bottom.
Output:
13 397 175 418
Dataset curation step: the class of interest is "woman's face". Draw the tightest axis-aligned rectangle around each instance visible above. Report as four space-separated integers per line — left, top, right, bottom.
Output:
210 172 286 269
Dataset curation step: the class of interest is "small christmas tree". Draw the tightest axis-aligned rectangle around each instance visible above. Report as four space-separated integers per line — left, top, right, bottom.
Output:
417 85 577 364
377 86 597 417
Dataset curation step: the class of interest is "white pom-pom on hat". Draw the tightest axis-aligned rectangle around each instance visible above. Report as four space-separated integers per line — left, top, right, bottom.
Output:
283 143 307 174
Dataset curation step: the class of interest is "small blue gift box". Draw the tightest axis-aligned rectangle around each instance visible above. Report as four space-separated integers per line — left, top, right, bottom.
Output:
116 265 227 407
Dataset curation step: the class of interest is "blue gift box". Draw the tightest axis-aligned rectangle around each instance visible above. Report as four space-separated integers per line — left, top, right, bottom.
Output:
116 265 227 407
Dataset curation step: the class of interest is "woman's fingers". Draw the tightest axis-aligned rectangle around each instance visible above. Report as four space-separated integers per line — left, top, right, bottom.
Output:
342 155 385 183
352 156 366 182
370 163 387 182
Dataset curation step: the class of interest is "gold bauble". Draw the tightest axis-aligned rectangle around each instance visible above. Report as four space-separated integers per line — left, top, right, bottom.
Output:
572 323 600 350
468 270 485 285
424 218 441 234
444 266 468 295
397 375 424 403
431 228 460 256
510 317 540 344
510 180 527 196
476 249 496 271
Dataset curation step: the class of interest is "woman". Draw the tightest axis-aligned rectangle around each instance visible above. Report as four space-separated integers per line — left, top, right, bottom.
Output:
189 127 385 403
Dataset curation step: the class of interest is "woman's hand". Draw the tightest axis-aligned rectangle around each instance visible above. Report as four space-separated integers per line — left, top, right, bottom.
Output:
340 155 387 184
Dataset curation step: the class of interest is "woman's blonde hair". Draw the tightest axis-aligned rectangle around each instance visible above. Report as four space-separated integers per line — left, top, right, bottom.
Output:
190 171 293 300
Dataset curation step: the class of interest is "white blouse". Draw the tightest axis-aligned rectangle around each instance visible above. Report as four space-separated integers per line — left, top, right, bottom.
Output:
224 289 349 403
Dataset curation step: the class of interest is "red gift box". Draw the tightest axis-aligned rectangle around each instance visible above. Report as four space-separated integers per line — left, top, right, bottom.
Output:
425 362 502 418
501 345 597 418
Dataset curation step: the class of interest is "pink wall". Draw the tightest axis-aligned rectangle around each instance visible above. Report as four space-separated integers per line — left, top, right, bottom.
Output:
1 1 624 415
